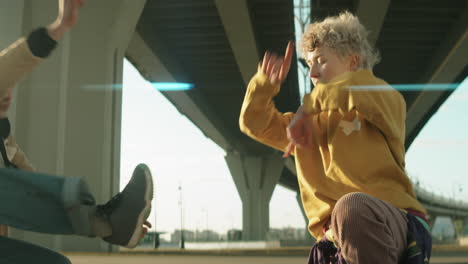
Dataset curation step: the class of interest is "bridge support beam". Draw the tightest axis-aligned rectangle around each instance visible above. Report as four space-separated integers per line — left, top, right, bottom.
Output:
225 151 283 240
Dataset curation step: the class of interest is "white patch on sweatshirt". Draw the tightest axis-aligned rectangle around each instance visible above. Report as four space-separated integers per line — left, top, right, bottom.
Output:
338 116 361 136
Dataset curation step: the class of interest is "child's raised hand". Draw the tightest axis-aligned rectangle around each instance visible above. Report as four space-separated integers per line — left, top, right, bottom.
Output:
261 41 294 85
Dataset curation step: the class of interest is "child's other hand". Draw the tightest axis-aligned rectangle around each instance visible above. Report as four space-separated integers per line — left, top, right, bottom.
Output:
283 106 312 157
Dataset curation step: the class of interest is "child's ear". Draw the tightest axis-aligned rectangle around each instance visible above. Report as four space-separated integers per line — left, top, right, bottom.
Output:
349 54 360 70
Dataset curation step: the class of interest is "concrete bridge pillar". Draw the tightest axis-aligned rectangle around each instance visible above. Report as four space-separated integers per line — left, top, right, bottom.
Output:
1 0 146 252
426 214 437 232
459 217 468 245
453 217 468 238
225 151 283 240
464 217 468 236
296 192 316 244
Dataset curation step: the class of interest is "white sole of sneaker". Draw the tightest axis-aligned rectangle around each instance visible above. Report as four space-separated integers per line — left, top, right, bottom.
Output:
126 164 153 249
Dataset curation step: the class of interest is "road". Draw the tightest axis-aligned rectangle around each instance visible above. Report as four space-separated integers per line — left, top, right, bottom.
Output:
66 254 468 264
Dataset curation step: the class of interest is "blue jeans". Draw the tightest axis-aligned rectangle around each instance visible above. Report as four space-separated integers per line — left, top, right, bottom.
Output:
0 168 97 263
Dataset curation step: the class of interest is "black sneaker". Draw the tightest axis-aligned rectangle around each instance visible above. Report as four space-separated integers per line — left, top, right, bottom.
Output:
97 163 153 248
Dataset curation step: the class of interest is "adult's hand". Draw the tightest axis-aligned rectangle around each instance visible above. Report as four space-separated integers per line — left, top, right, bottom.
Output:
47 0 85 41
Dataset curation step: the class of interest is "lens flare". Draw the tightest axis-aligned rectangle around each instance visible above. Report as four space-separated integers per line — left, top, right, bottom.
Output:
350 83 460 91
150 82 194 91
83 82 194 91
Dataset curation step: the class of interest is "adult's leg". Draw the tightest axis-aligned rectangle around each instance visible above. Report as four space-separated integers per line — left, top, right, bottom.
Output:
331 192 408 264
0 168 98 236
0 236 71 264
0 164 153 248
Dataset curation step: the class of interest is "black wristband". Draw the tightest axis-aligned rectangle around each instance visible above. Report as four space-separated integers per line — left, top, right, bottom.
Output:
26 27 58 58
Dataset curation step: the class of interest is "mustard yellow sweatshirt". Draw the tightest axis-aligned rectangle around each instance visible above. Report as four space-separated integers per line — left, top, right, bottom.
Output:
239 67 425 239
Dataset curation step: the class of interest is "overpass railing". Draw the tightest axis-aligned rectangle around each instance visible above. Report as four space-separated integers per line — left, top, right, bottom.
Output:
415 184 468 213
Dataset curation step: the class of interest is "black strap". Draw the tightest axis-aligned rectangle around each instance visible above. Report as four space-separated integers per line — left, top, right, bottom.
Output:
26 27 58 58
0 118 17 169
0 139 13 168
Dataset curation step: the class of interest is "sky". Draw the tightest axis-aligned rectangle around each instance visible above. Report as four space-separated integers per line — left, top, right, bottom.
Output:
120 59 305 235
405 77 468 202
120 57 468 237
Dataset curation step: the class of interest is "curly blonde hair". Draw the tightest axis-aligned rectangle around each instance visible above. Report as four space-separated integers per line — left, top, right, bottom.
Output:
301 11 380 69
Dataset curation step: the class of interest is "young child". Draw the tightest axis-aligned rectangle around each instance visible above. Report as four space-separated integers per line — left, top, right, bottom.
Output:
0 0 153 263
240 12 431 264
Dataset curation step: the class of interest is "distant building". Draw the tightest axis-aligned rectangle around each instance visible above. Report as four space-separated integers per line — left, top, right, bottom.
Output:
194 229 220 241
171 229 195 243
227 229 242 241
267 227 307 241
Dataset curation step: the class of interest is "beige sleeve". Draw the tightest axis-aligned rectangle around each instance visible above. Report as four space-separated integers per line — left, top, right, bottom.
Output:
0 38 42 98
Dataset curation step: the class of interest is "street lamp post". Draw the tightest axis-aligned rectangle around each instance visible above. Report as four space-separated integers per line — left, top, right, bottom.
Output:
178 183 185 249
153 192 159 249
